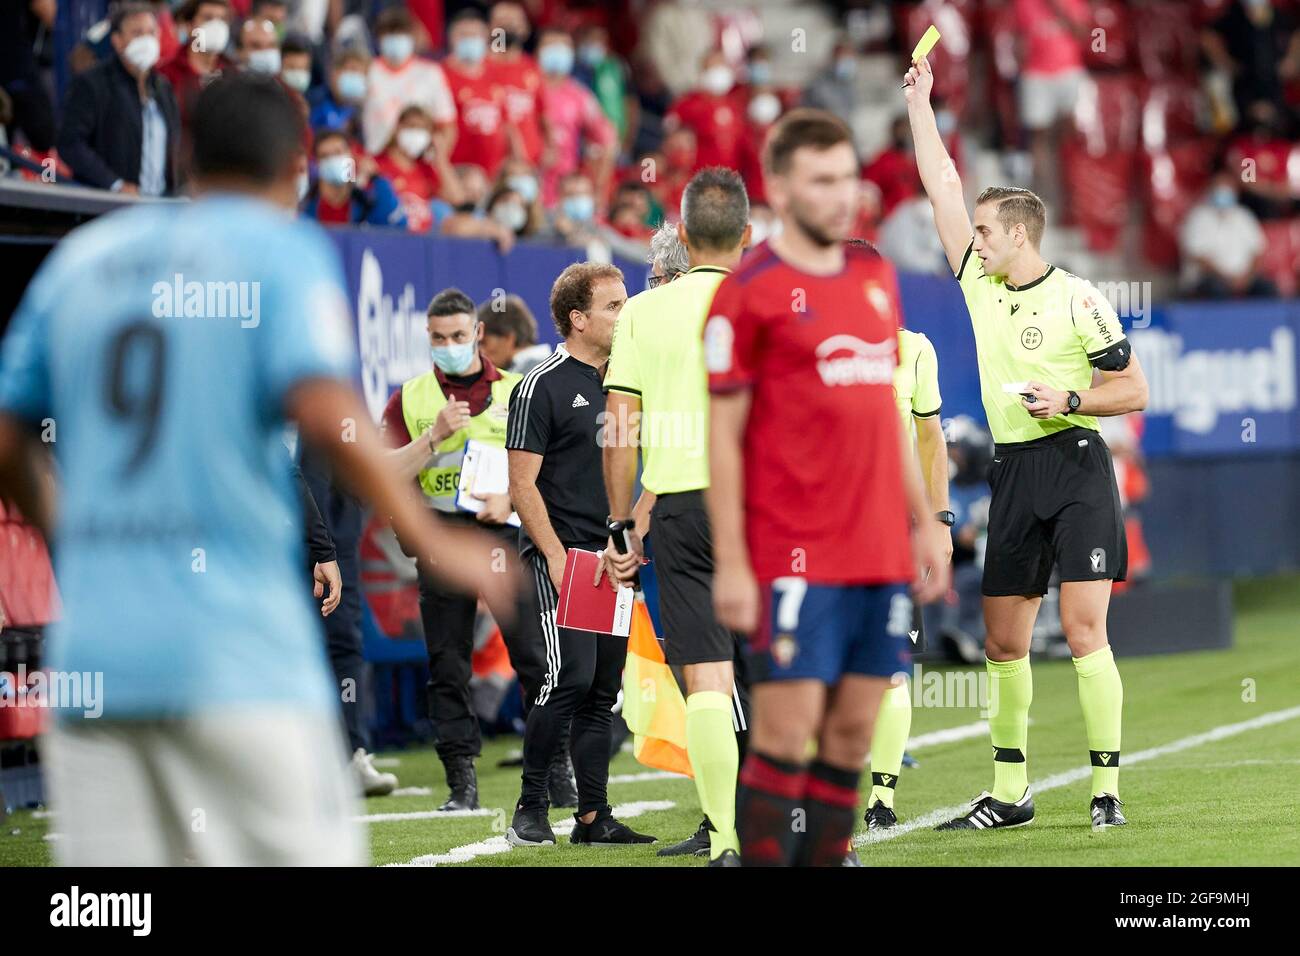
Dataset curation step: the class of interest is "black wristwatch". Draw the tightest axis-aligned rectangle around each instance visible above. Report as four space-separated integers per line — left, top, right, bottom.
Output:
1066 390 1082 414
935 510 956 527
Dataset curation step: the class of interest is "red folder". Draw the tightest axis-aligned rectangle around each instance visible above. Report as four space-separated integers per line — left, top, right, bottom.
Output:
555 549 635 637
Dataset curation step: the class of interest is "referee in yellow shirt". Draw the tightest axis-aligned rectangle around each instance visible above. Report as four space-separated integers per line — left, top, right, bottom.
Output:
905 56 1149 832
602 168 752 864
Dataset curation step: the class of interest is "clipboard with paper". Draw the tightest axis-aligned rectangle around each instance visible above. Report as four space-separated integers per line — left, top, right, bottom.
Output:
455 439 521 528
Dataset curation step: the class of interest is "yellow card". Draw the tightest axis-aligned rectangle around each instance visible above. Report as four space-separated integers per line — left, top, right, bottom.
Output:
910 25 941 62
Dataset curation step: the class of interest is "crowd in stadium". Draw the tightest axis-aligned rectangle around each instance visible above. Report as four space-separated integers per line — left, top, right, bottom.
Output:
3 0 1300 297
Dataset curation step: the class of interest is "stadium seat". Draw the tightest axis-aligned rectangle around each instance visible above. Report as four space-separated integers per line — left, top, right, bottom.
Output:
1256 218 1300 297
897 0 976 118
981 0 1024 146
1140 138 1218 269
1063 73 1142 252
1083 0 1134 72
1132 2 1202 80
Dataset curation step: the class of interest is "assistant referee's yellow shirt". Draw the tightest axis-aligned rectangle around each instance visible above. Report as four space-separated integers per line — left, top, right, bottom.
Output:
603 265 730 494
954 242 1128 444
895 328 942 441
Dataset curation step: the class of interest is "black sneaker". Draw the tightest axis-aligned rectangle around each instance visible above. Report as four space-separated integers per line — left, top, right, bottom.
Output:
1090 794 1127 830
865 800 898 830
935 790 1035 831
708 848 741 867
656 817 712 857
570 807 658 845
506 806 556 847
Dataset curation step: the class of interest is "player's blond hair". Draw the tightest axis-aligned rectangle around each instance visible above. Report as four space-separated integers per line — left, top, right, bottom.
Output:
975 186 1046 249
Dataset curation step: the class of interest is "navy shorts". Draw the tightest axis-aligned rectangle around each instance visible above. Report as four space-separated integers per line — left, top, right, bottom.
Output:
748 579 913 684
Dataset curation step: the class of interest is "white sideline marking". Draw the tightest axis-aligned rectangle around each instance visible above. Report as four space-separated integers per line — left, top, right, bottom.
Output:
358 808 493 822
371 757 401 768
855 704 1300 847
608 770 688 784
905 720 992 751
389 786 433 797
387 800 677 867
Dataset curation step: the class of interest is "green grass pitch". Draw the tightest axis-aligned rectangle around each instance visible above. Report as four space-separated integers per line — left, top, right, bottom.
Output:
4 576 1299 867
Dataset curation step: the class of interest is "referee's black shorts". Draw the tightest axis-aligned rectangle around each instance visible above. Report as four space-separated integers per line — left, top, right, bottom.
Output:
982 426 1128 598
650 490 737 666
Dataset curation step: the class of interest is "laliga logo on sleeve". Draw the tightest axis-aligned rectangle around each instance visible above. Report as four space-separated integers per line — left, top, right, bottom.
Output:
815 335 895 387
704 315 734 373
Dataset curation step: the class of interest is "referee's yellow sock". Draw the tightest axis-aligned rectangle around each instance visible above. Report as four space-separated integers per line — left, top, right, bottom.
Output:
986 655 1032 803
1073 646 1123 797
868 681 912 809
685 691 740 859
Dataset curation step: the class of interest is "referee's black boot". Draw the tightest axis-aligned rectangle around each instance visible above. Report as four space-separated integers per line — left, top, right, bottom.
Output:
437 755 479 812
547 750 579 809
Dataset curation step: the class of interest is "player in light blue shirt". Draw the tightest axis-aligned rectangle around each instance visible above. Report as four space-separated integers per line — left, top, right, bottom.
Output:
0 74 515 865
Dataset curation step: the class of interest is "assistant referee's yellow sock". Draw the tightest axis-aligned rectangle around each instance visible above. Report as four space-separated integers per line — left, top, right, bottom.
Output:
685 691 739 859
1073 646 1123 797
868 681 912 809
986 655 1032 803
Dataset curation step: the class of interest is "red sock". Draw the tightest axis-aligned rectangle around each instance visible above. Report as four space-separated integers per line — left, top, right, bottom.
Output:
737 752 808 867
794 760 861 867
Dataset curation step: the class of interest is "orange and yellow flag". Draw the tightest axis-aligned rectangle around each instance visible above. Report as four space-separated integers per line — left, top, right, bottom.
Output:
621 597 692 777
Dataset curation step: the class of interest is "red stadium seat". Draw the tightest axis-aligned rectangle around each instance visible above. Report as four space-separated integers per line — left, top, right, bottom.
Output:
1256 218 1300 298
1140 81 1206 151
982 0 1023 146
1063 73 1142 252
1140 138 1218 269
1083 0 1134 72
897 0 976 119
1133 2 1202 80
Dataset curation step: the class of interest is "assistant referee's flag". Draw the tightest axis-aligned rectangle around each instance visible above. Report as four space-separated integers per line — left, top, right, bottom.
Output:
622 596 693 777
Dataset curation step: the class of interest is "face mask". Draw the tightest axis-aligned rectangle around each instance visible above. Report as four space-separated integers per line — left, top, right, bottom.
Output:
397 127 431 158
562 194 594 222
318 154 354 186
380 33 414 67
935 110 956 136
282 68 311 92
1210 187 1236 209
507 174 538 203
578 43 606 67
123 34 161 73
190 18 229 55
748 92 780 125
834 56 857 81
337 69 367 101
455 35 487 65
493 202 527 232
539 43 574 76
701 65 733 96
748 61 772 86
247 47 281 75
431 341 477 375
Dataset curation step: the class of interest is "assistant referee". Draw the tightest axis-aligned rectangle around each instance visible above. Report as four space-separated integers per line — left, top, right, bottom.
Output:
904 56 1149 832
602 167 752 864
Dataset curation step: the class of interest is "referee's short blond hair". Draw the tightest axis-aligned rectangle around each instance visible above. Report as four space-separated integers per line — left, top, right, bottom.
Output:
976 186 1046 249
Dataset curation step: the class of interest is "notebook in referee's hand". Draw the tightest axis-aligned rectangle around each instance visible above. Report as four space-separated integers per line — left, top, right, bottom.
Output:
555 549 635 637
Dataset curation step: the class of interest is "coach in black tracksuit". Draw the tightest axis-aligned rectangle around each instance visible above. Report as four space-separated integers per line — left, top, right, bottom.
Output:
502 262 657 848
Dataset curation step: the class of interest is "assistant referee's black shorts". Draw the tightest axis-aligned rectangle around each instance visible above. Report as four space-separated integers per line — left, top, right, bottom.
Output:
983 426 1128 597
650 490 737 665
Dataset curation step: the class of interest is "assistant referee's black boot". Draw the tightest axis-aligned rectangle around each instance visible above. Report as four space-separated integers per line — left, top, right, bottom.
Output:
437 755 479 811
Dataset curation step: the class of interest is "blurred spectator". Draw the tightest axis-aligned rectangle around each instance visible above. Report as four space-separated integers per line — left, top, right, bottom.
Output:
493 156 546 235
249 0 289 36
363 6 456 157
574 24 636 156
441 161 517 251
1203 0 1300 120
484 181 529 238
738 67 783 205
443 8 511 179
536 26 616 205
647 125 695 215
239 16 282 76
302 127 407 228
647 219 689 288
158 0 233 142
0 0 59 152
638 0 715 98
1178 172 1275 299
279 32 313 95
879 196 950 276
487 1 545 166
1224 99 1300 220
477 293 543 373
73 1 179 76
611 179 656 229
309 47 368 137
1014 0 1089 200
664 49 746 173
373 104 463 234
937 415 994 664
803 38 861 125
862 115 922 220
57 2 179 195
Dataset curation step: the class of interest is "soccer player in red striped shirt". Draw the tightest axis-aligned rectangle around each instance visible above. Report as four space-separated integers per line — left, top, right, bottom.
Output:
705 109 950 867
